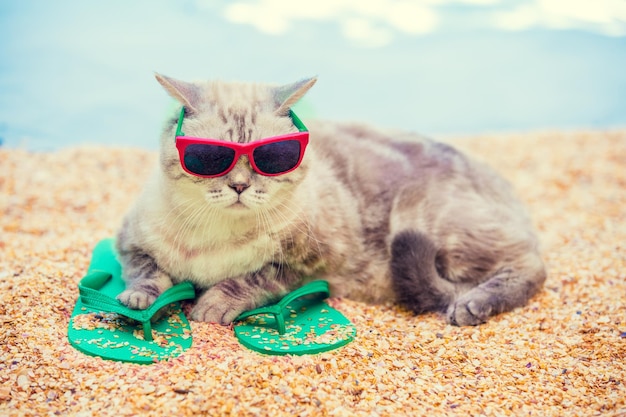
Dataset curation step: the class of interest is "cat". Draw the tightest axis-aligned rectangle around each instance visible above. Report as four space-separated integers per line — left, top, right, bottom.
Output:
115 73 546 326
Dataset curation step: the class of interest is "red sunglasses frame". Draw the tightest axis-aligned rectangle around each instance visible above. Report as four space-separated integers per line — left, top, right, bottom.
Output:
174 107 310 178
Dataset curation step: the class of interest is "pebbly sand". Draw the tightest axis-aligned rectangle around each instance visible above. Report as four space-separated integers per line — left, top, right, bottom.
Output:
1 130 625 416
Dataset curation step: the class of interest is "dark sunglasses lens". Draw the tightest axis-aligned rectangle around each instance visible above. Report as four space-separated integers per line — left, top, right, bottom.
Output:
253 140 302 174
183 144 236 176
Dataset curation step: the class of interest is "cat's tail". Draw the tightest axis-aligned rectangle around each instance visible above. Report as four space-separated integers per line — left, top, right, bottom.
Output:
390 230 456 314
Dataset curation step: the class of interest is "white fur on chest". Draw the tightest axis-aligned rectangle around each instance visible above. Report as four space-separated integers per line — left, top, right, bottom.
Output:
142 200 282 287
159 233 276 286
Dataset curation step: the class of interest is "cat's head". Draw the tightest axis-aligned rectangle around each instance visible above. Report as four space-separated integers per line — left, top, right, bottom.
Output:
155 73 317 216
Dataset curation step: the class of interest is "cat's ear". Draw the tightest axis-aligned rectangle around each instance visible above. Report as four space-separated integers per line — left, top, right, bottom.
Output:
274 77 317 116
155 73 200 113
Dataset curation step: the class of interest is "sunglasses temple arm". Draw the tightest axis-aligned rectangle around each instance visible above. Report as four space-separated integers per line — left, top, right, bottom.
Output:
175 106 186 138
289 109 308 133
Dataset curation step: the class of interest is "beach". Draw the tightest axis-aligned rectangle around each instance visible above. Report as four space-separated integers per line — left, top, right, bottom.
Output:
1 130 625 416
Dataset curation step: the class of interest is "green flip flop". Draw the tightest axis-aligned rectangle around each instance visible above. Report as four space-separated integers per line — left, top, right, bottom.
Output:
234 280 356 355
68 238 196 364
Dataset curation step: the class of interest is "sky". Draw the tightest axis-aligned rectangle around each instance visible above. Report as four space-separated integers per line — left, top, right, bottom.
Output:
1 0 625 150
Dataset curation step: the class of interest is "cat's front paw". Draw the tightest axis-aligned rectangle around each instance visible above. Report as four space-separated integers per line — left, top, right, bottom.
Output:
191 288 252 325
117 288 159 310
446 293 494 326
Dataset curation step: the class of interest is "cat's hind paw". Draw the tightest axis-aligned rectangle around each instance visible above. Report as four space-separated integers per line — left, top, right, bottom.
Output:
446 294 494 326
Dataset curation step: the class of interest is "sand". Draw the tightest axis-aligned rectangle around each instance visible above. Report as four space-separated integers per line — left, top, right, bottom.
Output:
1 130 625 416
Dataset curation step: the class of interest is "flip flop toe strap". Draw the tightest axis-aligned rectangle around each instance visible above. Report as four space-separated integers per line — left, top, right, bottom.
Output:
78 272 195 341
236 281 330 335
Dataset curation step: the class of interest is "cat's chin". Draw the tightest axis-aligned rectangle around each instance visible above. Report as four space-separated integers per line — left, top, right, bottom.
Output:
221 201 275 218
218 200 261 216
227 201 249 210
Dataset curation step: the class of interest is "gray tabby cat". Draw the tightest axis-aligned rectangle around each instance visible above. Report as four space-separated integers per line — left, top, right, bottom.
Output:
116 74 546 326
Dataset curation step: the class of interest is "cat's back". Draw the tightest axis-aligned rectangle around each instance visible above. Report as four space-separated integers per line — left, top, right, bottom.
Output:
306 120 464 193
306 119 525 226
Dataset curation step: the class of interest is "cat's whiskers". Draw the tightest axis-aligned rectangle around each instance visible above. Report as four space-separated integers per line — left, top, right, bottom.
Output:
141 195 199 257
255 207 278 266
259 202 324 275
154 191 220 267
170 199 210 262
271 200 325 262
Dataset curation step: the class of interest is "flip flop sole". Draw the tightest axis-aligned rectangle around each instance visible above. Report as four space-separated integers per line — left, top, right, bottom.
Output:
68 301 192 364
235 283 356 355
67 239 193 364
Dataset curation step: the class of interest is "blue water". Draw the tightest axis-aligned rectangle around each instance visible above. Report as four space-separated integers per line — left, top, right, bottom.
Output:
1 1 625 150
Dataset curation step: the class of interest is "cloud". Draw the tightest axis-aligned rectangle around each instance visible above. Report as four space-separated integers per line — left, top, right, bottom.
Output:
206 0 626 47
493 0 626 36
341 17 395 48
220 0 441 47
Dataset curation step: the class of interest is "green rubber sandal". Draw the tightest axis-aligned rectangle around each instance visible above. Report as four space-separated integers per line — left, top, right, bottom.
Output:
234 280 356 355
68 238 196 364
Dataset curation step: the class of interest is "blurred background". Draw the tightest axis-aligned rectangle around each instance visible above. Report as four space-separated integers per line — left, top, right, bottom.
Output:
1 0 625 150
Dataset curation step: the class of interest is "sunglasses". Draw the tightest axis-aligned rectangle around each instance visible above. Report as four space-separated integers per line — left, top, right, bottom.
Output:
175 107 309 178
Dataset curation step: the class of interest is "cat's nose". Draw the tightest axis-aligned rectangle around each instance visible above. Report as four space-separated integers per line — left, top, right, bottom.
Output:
229 182 250 194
